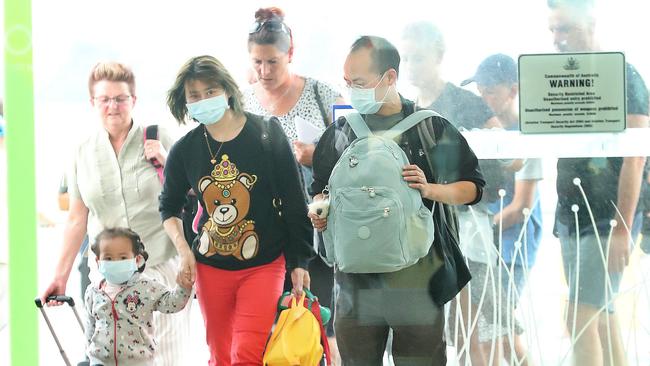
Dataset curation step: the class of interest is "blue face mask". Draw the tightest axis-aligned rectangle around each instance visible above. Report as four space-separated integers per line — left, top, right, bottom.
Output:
99 258 138 285
348 73 390 114
186 94 229 125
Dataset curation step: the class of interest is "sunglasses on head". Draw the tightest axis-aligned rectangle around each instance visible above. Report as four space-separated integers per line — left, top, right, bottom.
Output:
249 20 291 35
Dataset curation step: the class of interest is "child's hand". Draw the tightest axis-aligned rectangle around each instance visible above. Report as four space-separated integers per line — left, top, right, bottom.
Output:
176 270 195 290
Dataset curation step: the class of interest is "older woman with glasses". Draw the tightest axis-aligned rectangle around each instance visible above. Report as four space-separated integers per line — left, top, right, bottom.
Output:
244 8 343 363
161 55 314 365
40 62 191 365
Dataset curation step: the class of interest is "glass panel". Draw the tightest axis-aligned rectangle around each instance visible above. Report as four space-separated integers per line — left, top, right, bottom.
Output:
25 0 650 365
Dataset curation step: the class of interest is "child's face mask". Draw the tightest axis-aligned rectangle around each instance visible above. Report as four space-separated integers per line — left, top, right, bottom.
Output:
99 258 138 285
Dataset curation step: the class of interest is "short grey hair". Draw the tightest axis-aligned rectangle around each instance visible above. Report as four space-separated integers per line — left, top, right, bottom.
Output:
402 21 446 58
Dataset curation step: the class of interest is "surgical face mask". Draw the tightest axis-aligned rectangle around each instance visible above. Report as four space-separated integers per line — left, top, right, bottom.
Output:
186 94 229 125
348 73 391 114
99 258 138 285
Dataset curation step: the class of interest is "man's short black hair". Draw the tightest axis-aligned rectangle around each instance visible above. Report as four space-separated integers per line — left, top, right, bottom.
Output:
350 36 400 77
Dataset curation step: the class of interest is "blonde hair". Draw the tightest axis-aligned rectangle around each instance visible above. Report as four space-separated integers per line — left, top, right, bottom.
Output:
88 62 136 97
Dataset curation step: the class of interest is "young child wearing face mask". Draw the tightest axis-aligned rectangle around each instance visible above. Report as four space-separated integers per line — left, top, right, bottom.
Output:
84 227 193 366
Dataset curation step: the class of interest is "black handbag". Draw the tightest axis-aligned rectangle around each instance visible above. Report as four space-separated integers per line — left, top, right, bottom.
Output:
428 201 471 307
413 109 472 307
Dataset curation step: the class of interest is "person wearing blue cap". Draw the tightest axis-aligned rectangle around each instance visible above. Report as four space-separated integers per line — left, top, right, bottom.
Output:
461 54 518 90
548 1 649 365
465 53 544 366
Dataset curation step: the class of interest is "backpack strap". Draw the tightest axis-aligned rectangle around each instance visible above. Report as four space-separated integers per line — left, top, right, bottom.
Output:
345 112 372 139
313 81 331 127
144 124 158 140
144 125 164 183
145 125 201 236
309 296 332 365
382 110 436 141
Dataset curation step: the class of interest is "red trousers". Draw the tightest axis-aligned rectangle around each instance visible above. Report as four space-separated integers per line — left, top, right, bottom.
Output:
195 256 285 366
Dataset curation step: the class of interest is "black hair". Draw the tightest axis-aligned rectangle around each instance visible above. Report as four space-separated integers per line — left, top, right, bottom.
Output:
167 55 244 124
350 35 400 78
91 227 149 273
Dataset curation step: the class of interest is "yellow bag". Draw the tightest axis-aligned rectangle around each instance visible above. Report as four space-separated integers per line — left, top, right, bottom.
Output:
263 292 327 366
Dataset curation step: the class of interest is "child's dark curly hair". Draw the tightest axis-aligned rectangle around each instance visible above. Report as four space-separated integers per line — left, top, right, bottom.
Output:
91 227 149 273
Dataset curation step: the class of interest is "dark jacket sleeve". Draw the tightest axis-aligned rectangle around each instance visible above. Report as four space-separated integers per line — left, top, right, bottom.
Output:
310 118 350 196
159 138 191 222
268 121 315 270
429 116 485 205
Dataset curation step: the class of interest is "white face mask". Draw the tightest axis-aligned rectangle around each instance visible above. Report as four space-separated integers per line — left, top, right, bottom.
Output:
98 258 138 284
186 94 229 125
348 73 391 114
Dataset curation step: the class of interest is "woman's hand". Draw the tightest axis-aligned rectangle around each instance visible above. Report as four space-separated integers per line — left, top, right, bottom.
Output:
144 139 168 166
290 267 311 297
292 141 315 166
41 278 68 307
177 247 196 289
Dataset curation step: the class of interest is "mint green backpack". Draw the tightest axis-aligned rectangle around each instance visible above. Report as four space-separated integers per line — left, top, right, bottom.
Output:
322 111 436 273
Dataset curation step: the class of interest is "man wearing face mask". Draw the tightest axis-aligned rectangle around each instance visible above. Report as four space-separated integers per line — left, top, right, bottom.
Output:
309 36 485 365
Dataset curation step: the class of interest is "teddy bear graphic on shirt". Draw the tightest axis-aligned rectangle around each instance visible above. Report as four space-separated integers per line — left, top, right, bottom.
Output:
197 154 259 260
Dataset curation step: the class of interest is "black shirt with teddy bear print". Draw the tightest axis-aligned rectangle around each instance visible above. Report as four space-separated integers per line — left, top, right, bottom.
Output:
160 112 315 271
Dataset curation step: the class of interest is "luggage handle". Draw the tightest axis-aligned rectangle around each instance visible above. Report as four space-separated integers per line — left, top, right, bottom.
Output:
34 295 86 366
35 295 75 308
34 295 84 330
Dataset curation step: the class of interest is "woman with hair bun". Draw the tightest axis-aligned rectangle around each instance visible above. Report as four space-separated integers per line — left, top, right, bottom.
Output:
245 7 343 364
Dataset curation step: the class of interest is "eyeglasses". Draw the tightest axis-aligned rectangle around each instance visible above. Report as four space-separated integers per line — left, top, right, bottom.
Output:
248 20 291 36
346 73 386 90
94 95 132 106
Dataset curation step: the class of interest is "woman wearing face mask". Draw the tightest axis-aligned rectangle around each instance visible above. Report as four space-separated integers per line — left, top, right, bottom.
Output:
244 9 343 362
160 55 314 365
40 62 191 366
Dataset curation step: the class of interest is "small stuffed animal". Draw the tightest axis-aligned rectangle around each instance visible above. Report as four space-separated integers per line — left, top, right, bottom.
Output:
308 198 330 219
